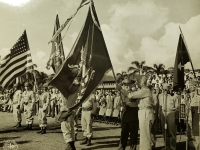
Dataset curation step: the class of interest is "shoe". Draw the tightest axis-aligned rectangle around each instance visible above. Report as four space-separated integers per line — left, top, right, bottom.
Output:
23 124 30 130
37 128 42 134
41 127 46 134
29 124 32 130
16 122 21 128
86 138 91 146
80 137 87 145
65 141 76 150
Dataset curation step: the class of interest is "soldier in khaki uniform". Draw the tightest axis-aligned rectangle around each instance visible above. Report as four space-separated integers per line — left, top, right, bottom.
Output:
22 82 35 130
159 87 179 150
60 92 77 150
37 84 50 134
80 91 97 146
12 83 22 128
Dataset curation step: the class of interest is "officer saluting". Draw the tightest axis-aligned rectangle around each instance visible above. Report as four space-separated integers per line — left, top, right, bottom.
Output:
22 82 35 130
37 84 50 134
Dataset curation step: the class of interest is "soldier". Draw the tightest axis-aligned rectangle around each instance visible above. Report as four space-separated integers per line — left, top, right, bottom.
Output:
22 82 35 130
159 85 179 150
59 92 77 150
50 87 57 117
117 75 155 150
187 84 199 150
37 84 50 134
12 83 22 128
80 91 97 146
117 79 139 150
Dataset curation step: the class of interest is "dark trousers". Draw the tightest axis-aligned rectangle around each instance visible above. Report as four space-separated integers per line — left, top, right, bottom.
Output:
118 121 138 150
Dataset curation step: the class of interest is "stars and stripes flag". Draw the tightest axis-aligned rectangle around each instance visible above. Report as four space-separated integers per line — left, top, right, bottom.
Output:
0 30 33 88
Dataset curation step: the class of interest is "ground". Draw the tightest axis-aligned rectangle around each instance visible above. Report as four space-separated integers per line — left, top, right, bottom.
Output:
0 112 187 150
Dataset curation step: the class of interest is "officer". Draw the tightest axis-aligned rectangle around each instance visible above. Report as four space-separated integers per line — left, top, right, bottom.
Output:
37 84 50 134
117 75 155 150
80 91 97 146
22 82 35 130
12 83 22 128
117 79 139 150
159 85 178 150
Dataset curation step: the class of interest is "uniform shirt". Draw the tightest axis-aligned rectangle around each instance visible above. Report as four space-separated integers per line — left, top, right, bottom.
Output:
190 92 200 107
122 87 153 109
22 90 35 104
120 89 138 107
13 90 22 105
160 93 178 114
39 92 50 109
82 94 97 114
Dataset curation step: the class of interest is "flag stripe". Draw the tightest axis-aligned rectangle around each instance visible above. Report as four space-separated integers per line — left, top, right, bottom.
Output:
0 52 30 76
0 57 32 83
2 66 27 87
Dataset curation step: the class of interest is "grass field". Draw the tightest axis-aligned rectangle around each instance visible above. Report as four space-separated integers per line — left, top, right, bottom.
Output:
0 112 187 150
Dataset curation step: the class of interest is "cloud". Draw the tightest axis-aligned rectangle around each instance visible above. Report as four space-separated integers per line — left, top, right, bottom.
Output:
101 0 169 73
138 14 200 69
0 0 31 7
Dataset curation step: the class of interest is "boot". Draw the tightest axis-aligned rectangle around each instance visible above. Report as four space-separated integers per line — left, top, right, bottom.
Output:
74 133 78 141
41 127 46 134
28 124 32 130
86 137 91 146
37 127 43 134
16 122 21 128
23 124 30 130
65 141 76 150
80 137 87 145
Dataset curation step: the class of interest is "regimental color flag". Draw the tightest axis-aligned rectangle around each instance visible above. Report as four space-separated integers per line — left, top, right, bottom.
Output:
49 1 113 111
173 34 194 91
46 14 65 73
48 0 90 43
0 30 33 88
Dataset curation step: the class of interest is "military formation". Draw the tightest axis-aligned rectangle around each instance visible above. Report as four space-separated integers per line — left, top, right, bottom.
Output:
0 72 199 150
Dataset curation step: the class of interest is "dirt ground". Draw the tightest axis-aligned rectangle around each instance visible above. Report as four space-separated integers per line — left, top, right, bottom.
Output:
0 112 187 150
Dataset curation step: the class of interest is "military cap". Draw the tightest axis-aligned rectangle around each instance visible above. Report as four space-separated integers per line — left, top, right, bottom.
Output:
122 78 134 85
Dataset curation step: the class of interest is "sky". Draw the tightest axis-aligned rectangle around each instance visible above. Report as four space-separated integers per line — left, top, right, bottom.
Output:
0 0 200 75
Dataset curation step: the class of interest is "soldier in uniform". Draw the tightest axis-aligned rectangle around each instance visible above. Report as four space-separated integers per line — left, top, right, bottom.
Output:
187 83 199 150
22 82 35 130
117 75 155 150
117 79 139 150
159 85 179 150
12 83 22 128
80 91 97 146
60 92 77 150
50 87 57 117
37 84 50 134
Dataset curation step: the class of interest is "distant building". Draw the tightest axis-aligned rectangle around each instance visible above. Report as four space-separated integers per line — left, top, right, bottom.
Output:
97 75 116 92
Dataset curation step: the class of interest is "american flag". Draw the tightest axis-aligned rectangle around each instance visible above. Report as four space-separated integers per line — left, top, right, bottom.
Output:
0 30 33 88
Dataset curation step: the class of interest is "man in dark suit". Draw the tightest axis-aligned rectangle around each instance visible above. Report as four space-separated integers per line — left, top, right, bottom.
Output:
117 79 138 150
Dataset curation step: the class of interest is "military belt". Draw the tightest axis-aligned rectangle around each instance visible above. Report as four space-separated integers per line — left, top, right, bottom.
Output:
82 107 92 111
139 106 153 110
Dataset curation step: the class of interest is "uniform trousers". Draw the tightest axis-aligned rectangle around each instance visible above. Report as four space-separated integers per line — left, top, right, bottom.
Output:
81 110 93 138
13 104 22 123
161 111 176 150
61 111 76 143
38 107 47 127
24 103 34 124
138 108 155 150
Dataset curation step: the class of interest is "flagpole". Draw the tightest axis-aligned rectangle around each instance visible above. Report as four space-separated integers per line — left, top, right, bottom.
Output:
179 26 196 78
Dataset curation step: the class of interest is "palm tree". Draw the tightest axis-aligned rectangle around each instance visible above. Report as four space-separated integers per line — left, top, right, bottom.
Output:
153 63 165 75
116 71 127 83
128 61 145 75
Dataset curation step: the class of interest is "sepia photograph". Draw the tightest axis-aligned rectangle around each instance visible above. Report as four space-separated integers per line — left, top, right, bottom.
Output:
0 0 200 149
